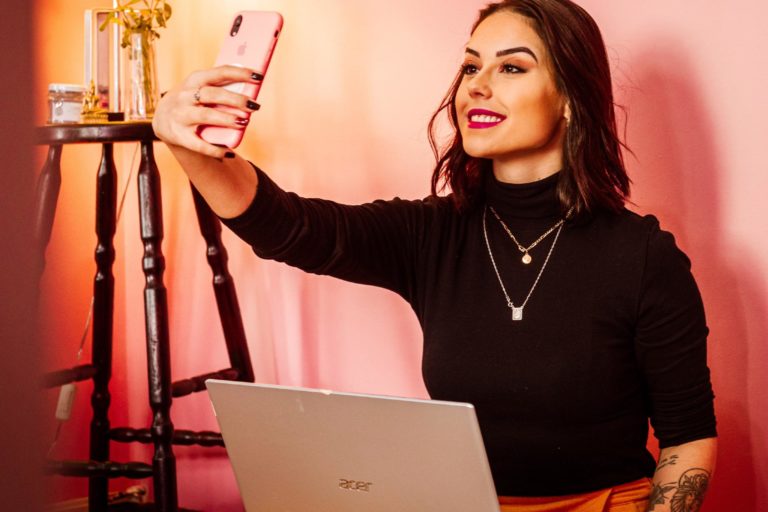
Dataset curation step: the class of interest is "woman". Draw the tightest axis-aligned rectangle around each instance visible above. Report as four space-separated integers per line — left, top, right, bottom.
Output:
153 0 717 510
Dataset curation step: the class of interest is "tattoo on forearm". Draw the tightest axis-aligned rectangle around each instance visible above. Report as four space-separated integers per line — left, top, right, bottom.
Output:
670 468 710 512
648 482 677 510
647 468 711 512
656 454 679 471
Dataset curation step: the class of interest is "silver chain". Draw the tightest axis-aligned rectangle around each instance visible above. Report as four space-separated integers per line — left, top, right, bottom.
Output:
482 206 565 321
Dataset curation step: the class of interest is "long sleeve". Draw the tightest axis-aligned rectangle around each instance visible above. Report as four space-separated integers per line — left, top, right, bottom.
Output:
220 165 441 302
634 218 717 448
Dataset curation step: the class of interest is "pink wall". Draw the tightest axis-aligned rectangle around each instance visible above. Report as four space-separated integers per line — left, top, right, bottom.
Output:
36 1 767 510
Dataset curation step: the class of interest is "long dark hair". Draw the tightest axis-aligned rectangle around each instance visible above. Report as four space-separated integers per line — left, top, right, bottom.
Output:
428 0 630 217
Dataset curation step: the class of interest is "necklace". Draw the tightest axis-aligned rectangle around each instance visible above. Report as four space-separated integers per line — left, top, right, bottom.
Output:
488 206 566 265
482 206 565 321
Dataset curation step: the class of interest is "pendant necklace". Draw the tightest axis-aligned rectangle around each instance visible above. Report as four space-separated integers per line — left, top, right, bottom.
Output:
482 206 566 321
488 206 565 265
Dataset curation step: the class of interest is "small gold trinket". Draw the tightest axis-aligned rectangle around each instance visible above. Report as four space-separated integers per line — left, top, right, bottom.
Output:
522 253 532 265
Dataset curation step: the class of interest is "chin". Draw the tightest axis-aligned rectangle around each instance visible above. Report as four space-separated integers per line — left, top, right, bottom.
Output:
461 141 499 160
460 131 512 160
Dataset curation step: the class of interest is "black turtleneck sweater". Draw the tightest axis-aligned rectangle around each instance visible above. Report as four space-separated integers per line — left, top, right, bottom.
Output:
221 166 716 497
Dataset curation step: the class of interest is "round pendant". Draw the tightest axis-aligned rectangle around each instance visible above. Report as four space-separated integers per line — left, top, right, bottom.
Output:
522 253 532 265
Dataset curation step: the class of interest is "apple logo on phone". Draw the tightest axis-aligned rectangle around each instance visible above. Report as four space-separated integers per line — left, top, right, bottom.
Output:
237 42 248 56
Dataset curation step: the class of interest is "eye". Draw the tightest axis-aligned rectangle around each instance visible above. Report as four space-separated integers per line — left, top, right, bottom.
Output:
461 63 479 76
501 63 524 74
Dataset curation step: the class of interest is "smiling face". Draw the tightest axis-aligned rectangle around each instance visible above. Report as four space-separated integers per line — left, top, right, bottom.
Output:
456 10 569 183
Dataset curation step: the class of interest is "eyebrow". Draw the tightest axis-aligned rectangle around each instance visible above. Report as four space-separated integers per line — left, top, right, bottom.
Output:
465 46 539 63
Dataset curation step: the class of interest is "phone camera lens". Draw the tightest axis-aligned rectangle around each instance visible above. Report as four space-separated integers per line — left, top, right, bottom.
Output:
231 15 243 36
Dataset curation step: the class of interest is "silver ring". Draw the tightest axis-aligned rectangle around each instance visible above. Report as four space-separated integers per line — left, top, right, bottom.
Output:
193 87 202 104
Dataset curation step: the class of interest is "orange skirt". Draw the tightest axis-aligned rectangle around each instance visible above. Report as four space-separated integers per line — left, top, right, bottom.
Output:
498 478 652 512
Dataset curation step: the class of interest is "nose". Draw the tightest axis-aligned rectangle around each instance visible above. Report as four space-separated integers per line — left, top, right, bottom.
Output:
467 70 492 99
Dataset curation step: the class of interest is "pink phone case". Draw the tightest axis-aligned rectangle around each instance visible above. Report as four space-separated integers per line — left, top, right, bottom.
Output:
198 11 283 149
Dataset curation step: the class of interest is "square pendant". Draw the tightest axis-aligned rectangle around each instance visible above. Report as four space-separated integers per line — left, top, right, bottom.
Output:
512 307 523 321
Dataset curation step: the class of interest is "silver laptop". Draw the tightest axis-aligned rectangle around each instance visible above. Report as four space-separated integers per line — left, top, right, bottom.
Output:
206 380 501 512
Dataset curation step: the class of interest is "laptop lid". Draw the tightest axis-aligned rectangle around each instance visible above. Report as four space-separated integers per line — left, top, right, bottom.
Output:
206 380 501 512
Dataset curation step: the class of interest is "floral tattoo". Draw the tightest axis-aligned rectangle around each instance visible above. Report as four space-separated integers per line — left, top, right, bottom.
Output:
648 468 710 512
670 469 709 512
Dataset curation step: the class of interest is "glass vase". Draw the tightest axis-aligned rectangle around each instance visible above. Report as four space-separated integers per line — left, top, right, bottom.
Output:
125 30 158 120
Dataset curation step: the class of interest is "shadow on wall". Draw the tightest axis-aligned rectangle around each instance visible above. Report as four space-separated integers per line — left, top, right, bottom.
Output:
626 38 768 510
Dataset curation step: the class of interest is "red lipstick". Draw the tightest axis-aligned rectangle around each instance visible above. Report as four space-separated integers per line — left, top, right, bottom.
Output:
467 108 507 129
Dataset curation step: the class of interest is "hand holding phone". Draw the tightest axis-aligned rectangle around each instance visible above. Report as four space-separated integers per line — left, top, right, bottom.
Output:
198 11 283 149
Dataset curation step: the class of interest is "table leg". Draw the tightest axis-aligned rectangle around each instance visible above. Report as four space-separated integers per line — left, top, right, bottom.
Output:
88 143 117 512
137 140 178 512
190 185 254 382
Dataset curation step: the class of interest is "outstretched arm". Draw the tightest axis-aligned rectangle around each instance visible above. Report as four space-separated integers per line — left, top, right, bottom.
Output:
645 437 716 512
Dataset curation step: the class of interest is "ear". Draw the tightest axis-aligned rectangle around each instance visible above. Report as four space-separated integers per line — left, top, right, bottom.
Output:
563 102 572 124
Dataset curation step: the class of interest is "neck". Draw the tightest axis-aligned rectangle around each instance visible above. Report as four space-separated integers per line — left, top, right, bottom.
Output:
492 160 561 184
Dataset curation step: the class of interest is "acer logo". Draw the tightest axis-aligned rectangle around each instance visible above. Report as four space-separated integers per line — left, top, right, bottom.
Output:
338 479 373 492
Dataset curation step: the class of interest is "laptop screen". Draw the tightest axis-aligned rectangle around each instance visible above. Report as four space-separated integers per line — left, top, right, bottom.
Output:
206 380 501 512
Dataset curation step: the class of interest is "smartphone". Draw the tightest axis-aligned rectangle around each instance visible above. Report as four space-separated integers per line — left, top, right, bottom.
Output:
198 11 283 149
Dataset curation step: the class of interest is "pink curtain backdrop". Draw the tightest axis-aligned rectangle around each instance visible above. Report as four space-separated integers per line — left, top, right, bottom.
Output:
36 1 767 510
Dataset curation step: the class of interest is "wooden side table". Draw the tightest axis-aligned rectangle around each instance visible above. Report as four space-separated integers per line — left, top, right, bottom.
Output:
36 122 254 512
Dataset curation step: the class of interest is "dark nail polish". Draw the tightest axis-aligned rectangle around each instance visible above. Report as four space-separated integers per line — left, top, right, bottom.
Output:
235 117 249 126
252 72 264 81
246 100 261 111
224 151 236 159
